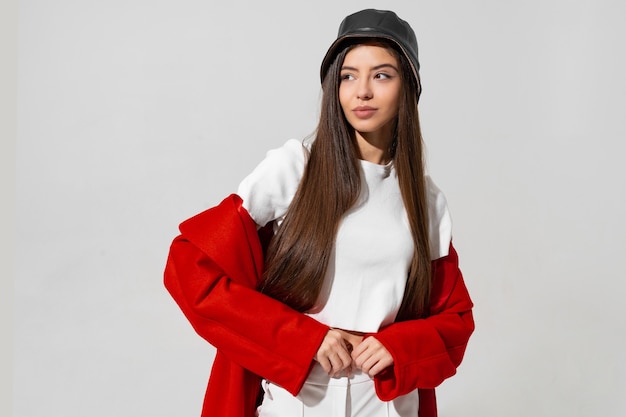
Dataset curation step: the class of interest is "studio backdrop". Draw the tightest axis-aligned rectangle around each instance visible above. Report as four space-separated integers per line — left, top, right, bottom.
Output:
15 1 626 416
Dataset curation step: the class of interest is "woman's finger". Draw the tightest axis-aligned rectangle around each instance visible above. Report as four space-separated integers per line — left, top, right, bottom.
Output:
352 337 394 376
315 329 354 375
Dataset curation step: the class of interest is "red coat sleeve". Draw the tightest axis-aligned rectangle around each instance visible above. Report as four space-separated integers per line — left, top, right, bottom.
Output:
372 243 474 400
164 195 329 396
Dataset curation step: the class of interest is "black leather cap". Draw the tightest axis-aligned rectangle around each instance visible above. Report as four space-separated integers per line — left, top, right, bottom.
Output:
320 9 422 100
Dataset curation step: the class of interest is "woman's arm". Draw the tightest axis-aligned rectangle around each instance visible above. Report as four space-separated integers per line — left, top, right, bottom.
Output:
164 195 330 395
369 243 475 400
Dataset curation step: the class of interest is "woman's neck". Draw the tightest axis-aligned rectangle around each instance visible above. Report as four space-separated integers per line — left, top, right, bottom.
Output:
355 130 394 165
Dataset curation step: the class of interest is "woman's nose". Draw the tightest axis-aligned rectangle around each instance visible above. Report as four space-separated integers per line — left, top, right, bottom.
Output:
356 79 373 100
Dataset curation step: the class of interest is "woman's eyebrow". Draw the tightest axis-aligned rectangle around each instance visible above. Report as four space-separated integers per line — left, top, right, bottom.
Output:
340 63 399 72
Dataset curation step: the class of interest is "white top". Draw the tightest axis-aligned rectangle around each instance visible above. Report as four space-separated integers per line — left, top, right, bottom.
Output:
237 139 452 332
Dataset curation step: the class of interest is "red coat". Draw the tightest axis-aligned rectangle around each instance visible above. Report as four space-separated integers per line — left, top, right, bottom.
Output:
164 194 474 417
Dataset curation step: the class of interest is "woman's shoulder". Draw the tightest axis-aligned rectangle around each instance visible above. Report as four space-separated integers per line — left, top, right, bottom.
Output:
268 138 309 162
243 138 308 185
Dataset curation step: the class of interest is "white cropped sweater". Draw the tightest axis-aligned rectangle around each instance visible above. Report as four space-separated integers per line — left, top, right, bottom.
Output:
237 139 452 333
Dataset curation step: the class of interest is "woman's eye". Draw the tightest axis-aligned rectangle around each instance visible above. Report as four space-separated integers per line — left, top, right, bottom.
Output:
340 73 355 81
374 73 391 80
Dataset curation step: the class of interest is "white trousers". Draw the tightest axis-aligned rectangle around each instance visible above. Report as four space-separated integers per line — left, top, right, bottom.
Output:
257 363 419 417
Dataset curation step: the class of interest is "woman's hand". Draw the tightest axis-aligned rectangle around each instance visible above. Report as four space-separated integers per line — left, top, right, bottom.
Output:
314 328 356 377
333 328 364 355
351 336 393 377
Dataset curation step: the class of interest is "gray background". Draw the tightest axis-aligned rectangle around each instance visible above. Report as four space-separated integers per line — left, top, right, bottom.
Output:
11 0 626 416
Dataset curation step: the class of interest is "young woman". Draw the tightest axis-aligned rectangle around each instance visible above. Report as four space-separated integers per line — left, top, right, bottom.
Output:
165 8 474 417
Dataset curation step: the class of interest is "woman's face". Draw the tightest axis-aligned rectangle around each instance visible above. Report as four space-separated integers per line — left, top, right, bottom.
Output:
339 44 402 145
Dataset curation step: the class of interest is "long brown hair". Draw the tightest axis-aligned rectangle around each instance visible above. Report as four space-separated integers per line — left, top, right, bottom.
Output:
259 39 432 320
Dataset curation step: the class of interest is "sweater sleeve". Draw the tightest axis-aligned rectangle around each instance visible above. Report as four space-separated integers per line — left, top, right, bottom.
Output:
425 176 453 260
164 195 328 395
237 139 308 227
371 243 475 400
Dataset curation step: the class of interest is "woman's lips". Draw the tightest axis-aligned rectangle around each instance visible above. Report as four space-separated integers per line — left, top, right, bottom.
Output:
352 106 377 119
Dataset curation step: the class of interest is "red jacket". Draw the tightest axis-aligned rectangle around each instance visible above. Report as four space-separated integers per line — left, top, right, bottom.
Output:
164 194 474 417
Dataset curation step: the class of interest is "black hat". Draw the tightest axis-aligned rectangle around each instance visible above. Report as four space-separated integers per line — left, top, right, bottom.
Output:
320 9 422 100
